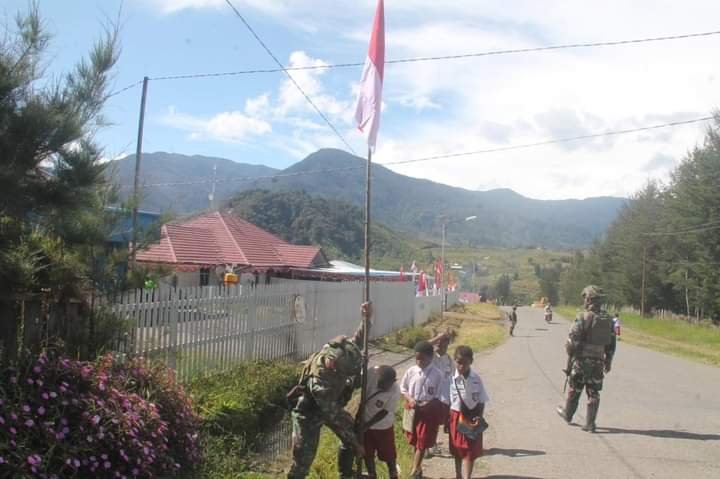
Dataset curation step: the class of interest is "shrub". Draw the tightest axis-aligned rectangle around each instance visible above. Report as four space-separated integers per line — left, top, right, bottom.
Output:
390 326 431 349
188 361 298 477
0 353 201 478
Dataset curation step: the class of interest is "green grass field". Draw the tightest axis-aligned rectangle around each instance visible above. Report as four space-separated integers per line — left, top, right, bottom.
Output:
438 246 569 301
556 306 720 367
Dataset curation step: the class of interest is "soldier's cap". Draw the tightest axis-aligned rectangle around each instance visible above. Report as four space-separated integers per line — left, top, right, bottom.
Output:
581 285 606 299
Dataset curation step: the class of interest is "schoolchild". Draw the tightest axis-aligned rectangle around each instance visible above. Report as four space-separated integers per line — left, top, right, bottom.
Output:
400 340 443 479
448 346 489 479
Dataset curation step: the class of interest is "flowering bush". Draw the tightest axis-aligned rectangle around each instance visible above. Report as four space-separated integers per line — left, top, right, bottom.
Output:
0 354 201 478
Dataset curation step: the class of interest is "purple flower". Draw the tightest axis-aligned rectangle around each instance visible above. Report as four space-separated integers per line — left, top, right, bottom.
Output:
37 406 46 416
24 419 35 427
92 415 101 425
27 378 34 385
42 392 49 400
0 416 4 425
9 427 17 435
0 456 4 464
49 391 57 399
36 379 44 387
73 459 81 468
33 366 42 373
55 432 65 441
104 461 111 469
22 405 31 413
27 454 41 465
10 413 18 420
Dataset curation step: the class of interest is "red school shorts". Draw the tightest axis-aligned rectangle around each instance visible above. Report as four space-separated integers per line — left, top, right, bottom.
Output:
448 409 484 460
364 425 397 462
405 399 443 450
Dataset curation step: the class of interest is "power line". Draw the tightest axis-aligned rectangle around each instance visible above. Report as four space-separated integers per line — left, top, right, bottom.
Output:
120 114 713 189
107 80 144 98
641 220 720 236
142 29 720 83
382 117 713 166
222 0 356 155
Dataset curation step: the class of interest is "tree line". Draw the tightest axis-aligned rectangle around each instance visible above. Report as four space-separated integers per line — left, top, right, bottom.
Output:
558 116 720 323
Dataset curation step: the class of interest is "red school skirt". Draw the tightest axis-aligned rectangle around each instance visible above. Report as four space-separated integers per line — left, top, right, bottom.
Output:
448 409 484 460
364 426 397 462
405 399 443 450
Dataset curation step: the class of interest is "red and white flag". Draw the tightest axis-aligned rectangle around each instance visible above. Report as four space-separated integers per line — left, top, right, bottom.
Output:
354 0 385 151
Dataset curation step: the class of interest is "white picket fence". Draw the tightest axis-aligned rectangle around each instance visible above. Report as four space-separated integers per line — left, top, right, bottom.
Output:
110 280 452 382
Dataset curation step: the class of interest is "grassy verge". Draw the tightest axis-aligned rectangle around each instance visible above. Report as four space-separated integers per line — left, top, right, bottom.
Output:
186 361 299 478
556 306 720 367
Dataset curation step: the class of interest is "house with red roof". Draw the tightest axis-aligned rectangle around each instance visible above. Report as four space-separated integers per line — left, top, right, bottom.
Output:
136 212 328 287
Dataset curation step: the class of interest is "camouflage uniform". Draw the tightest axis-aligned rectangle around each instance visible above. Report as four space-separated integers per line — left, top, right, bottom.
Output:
509 307 518 336
288 327 364 479
557 286 616 432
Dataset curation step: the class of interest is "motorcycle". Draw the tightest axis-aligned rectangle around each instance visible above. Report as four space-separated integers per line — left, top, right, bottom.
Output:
544 309 553 323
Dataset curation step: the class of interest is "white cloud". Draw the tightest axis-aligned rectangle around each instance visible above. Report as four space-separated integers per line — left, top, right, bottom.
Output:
162 107 271 143
142 1 720 199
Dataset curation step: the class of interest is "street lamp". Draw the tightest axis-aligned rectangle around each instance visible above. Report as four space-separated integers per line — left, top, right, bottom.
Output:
441 215 477 311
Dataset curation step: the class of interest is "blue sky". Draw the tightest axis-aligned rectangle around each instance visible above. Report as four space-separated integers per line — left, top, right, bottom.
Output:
4 0 720 199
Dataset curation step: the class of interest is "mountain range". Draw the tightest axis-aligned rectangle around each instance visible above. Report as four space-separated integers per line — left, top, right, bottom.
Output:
110 149 626 249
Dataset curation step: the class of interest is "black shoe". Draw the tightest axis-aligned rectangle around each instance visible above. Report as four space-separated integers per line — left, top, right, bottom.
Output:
582 423 596 433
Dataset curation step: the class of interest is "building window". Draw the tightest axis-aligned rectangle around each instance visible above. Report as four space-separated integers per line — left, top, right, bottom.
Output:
200 268 210 286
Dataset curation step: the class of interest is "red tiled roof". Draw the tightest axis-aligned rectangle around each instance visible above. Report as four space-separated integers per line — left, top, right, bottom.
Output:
136 212 324 269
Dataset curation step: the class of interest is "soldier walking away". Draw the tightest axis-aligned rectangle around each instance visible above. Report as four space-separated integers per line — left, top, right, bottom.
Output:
509 305 518 336
286 303 372 479
557 286 616 432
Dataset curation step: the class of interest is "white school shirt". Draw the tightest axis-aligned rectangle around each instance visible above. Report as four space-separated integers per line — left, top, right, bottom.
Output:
449 369 490 412
432 353 455 405
400 364 443 404
363 368 401 430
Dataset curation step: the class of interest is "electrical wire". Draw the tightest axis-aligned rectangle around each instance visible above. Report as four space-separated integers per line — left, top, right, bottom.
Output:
382 116 713 166
142 29 720 83
222 0 356 155
120 114 713 188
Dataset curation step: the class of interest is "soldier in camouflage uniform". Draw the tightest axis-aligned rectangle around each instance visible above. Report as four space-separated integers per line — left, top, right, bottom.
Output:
556 286 616 432
286 303 371 479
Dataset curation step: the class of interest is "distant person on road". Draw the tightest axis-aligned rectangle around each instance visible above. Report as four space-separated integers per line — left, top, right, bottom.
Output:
449 345 489 479
557 285 616 432
400 340 444 479
612 312 621 341
359 365 401 479
509 305 518 336
544 303 553 323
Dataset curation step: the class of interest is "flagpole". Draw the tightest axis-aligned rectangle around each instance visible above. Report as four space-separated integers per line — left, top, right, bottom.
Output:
357 146 372 478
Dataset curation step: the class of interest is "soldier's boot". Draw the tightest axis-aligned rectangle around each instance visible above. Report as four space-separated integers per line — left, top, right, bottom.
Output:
582 398 599 432
338 444 355 479
557 391 580 423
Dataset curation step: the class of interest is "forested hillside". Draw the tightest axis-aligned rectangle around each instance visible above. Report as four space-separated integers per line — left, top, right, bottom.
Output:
559 117 720 323
225 190 435 268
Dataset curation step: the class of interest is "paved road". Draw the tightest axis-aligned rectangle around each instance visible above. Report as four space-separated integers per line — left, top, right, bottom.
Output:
458 306 720 479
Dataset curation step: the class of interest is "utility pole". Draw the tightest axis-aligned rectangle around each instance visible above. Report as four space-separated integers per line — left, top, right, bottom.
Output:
130 76 149 269
441 221 446 311
209 163 217 210
640 244 647 317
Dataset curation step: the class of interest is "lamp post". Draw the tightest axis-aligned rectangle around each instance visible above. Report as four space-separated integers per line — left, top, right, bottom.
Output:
441 215 477 311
